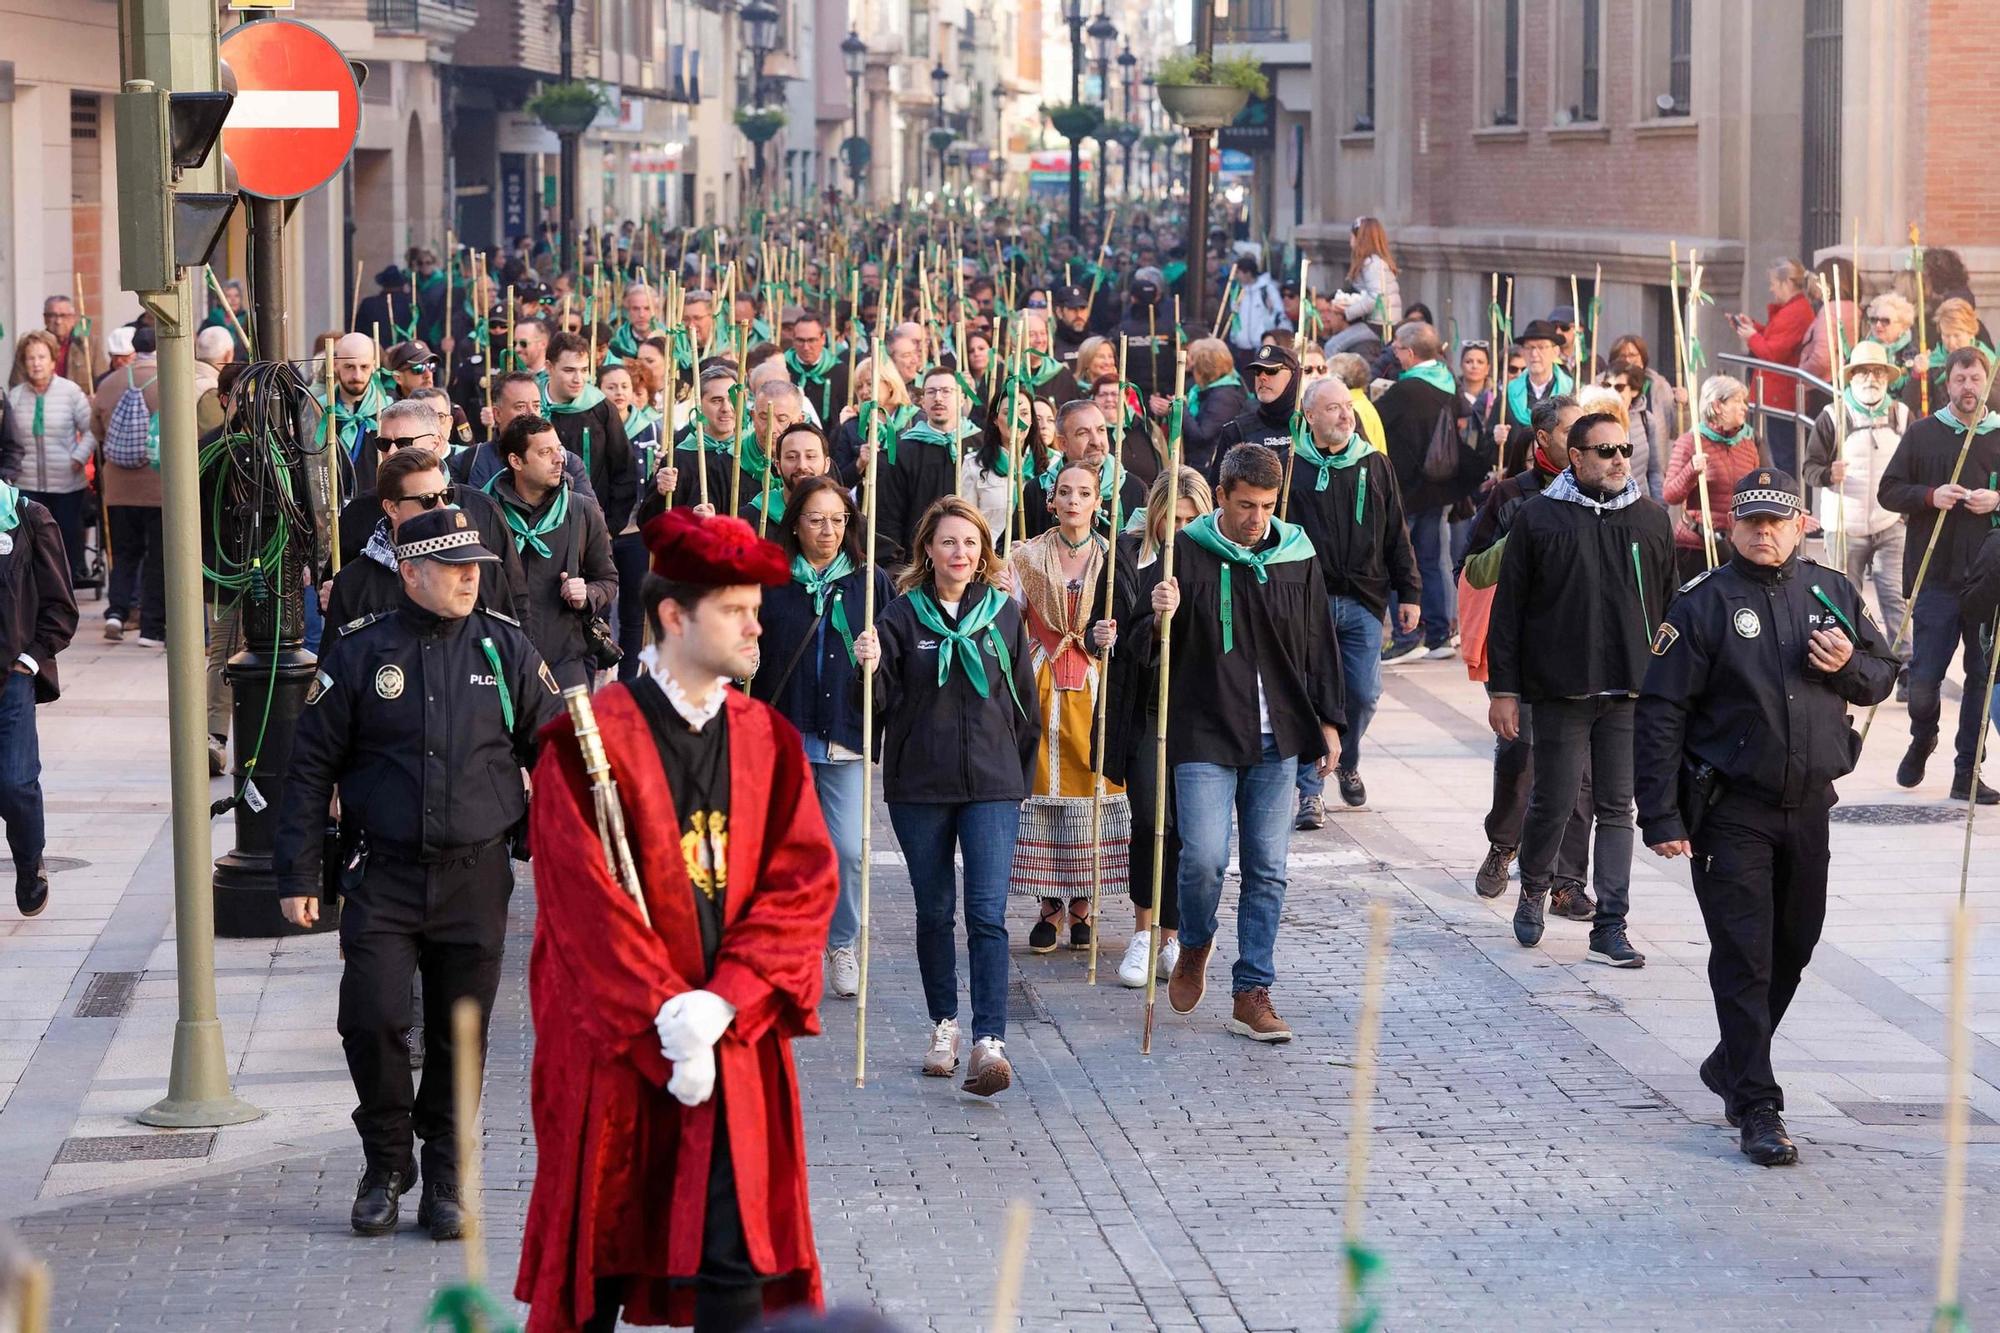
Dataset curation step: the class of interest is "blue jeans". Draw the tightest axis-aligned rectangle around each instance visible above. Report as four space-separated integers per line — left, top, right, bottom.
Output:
805 736 863 949
1909 586 1989 776
1300 595 1384 796
0 670 45 869
611 531 650 681
1174 734 1298 993
887 800 1019 1041
1389 507 1453 651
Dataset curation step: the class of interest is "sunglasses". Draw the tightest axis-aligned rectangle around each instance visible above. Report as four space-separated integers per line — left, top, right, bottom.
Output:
1572 442 1633 459
1868 315 1895 325
1461 339 1491 351
400 361 437 374
379 433 438 452
393 489 450 509
1251 364 1289 378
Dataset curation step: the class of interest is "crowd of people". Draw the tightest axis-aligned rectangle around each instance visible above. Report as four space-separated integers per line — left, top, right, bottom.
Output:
2 202 1994 1328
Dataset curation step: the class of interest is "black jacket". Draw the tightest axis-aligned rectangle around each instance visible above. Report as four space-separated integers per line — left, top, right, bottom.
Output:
1380 373 1489 512
1286 445 1419 620
547 395 637 533
1487 480 1678 701
1876 412 2000 596
1182 378 1249 475
1636 553 1897 842
1211 386 1299 481
873 430 963 568
0 497 79 702
487 477 619 686
331 484 528 620
271 598 563 894
863 582 1041 804
751 561 893 756
1462 466 1556 565
1126 524 1346 768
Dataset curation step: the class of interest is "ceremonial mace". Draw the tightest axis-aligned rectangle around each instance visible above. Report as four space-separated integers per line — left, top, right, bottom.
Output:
560 686 650 927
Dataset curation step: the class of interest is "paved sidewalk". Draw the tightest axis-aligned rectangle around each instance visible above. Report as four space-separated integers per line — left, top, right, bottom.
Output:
2 641 1997 1330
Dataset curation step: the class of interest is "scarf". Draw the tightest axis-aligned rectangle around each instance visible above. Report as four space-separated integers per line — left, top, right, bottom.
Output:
495 481 571 558
1935 407 2000 436
1698 422 1755 447
1929 340 1998 370
1011 530 1104 691
1022 351 1066 388
1292 428 1371 516
322 381 392 459
1842 385 1895 425
1186 371 1242 421
0 479 21 535
891 418 978 467
1504 365 1574 427
858 400 918 444
361 518 397 570
1542 467 1642 512
791 552 856 663
1180 511 1316 652
747 485 786 524
545 384 606 471
906 584 1025 714
1398 359 1456 394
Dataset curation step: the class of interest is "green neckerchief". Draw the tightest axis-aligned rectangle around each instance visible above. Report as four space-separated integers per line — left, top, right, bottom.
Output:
1187 370 1242 421
544 383 606 415
1881 329 1912 358
495 481 571 558
606 319 663 361
1292 426 1370 514
1398 359 1456 394
786 345 840 386
30 393 44 444
858 400 918 443
1930 340 1998 370
791 552 857 663
1505 365 1574 426
0 479 22 535
892 417 978 467
1935 406 2000 436
1841 385 1895 424
747 486 786 524
1697 422 1754 447
1023 350 1065 387
319 381 393 459
1162 259 1188 287
1181 511 1317 652
906 584 1025 715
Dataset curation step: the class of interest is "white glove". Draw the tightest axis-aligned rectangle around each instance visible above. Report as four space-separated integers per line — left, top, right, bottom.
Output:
655 989 737 1063
665 1044 716 1107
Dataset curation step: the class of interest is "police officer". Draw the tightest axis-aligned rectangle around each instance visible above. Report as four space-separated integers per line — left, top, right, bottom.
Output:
1635 469 1896 1167
273 505 562 1239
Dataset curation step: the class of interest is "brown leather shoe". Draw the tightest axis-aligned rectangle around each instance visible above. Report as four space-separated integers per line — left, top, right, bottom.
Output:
1226 987 1293 1043
1167 941 1212 1015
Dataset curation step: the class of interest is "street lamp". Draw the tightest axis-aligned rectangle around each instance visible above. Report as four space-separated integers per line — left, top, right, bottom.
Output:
1117 41 1137 201
841 27 867 200
931 61 949 191
742 0 780 203
1088 10 1117 233
1063 0 1086 239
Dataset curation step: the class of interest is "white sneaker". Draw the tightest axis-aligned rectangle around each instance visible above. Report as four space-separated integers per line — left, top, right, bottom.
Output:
922 1017 960 1077
1117 933 1153 988
103 616 123 642
1424 643 1459 660
825 945 859 998
1158 937 1181 979
136 636 165 648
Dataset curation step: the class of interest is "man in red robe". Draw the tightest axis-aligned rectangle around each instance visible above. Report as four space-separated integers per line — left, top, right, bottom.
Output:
516 508 839 1332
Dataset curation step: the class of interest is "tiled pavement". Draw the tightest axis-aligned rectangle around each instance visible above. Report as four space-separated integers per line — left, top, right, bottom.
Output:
4 643 1999 1330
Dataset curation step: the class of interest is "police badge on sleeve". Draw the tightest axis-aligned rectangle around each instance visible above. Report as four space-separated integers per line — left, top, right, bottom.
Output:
1650 622 1679 656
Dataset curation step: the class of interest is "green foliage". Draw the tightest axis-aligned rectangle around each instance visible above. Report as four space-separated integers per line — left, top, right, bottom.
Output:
1153 51 1270 97
1041 101 1105 142
734 106 790 144
525 81 606 131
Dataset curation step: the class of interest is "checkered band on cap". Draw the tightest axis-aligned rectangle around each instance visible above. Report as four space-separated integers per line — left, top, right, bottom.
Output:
1733 486 1805 513
396 529 487 561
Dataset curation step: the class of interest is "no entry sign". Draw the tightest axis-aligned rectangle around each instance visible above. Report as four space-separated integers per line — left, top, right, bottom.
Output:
219 19 360 200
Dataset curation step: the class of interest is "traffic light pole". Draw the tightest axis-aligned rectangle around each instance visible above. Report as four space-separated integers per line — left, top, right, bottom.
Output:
120 0 263 1130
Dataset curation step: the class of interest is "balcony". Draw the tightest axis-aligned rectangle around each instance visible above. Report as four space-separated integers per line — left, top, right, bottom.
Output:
1214 0 1294 44
369 0 480 41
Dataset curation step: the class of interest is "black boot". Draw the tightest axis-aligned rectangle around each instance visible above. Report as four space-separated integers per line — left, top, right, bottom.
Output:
1897 733 1936 788
15 860 47 918
1949 772 2000 804
417 1180 464 1240
351 1167 411 1235
1739 1103 1798 1166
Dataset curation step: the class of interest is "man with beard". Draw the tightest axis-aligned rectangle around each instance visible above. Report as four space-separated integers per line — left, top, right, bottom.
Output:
488 415 619 690
784 312 848 424
1022 400 1149 541
543 331 638 534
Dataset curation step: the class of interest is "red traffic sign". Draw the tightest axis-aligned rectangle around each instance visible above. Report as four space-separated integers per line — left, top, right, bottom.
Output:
219 19 360 200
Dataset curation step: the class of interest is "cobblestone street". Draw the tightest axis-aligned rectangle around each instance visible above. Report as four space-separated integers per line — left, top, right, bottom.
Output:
4 646 1998 1330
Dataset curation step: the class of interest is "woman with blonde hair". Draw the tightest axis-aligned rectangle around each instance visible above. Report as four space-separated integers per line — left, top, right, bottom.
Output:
1073 335 1120 389
1345 216 1402 329
1161 337 1247 473
1106 466 1212 986
833 354 917 485
852 497 1039 1096
1909 297 2000 414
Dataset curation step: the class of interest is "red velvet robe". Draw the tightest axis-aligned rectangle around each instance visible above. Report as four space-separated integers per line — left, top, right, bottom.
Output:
514 684 839 1331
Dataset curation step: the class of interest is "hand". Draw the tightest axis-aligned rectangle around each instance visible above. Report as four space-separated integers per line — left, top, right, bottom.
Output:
839 404 858 424
1493 423 1511 447
1689 448 1708 476
1488 695 1520 741
318 582 332 613
561 576 588 608
852 627 880 669
480 405 496 429
1933 483 1970 510
991 564 1015 595
280 895 320 929
1827 460 1846 485
1317 724 1342 778
1806 627 1853 673
1148 394 1171 418
1730 313 1756 337
1396 604 1421 636
655 989 736 1062
1965 488 2000 515
665 1044 716 1107
1649 840 1692 859
692 502 717 518
71 459 86 475
1092 619 1117 654
856 442 873 476
1150 576 1180 621
655 465 677 497
440 336 455 356
1673 385 1689 407
9 662 30 676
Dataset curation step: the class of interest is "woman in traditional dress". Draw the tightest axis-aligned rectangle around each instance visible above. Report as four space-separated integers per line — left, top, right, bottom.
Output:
1006 462 1127 954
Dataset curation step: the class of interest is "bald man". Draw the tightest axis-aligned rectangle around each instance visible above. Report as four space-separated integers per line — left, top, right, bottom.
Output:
322 333 392 461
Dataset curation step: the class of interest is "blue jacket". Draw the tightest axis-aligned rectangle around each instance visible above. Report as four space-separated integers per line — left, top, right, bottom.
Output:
751 562 891 756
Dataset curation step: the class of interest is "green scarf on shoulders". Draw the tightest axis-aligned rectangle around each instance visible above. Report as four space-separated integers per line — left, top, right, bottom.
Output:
494 481 570 558
1187 371 1241 421
891 417 978 467
1181 511 1317 653
319 381 393 459
791 552 857 663
1398 359 1456 394
906 584 1025 715
1291 425 1371 519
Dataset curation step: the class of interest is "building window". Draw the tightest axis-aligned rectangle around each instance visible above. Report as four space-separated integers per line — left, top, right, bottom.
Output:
1345 0 1375 133
1479 0 1521 126
910 0 929 59
1669 0 1692 113
70 92 100 206
1552 0 1603 125
1639 0 1693 118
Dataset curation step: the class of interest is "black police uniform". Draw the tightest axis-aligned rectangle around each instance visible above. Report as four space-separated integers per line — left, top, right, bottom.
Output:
272 509 562 1224
1635 483 1896 1139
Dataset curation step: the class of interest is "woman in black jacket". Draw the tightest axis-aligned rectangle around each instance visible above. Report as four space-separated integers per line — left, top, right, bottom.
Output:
1159 337 1247 475
852 496 1039 1098
750 475 890 1002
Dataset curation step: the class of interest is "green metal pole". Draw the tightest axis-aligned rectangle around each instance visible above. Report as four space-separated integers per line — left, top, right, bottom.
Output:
122 0 261 1130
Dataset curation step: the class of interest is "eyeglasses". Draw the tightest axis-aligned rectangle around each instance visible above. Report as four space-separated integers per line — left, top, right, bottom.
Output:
801 513 850 529
1868 315 1895 326
400 362 437 374
393 489 450 509
1572 442 1634 459
1302 362 1330 375
379 433 439 451
921 386 957 398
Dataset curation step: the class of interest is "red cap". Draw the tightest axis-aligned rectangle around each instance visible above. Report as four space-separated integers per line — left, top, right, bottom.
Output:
641 508 789 586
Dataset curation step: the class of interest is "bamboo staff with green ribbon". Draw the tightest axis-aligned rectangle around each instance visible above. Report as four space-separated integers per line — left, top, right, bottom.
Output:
852 281 891 1089
1818 269 1851 568
1339 900 1393 1333
1084 339 1129 987
1913 224 1932 417
1141 349 1188 1056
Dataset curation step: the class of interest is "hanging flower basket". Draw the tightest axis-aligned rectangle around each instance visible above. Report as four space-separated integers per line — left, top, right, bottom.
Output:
1155 84 1250 131
1042 101 1105 143
1154 51 1265 131
927 127 958 154
526 81 606 134
735 107 789 146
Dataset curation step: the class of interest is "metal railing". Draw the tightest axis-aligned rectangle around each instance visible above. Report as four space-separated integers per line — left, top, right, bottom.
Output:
368 0 475 35
1215 0 1291 43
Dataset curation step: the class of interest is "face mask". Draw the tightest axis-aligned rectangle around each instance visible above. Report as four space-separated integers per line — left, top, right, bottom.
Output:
1852 375 1887 408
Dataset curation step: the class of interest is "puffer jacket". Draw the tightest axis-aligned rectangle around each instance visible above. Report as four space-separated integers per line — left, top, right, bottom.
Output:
4 380 95 494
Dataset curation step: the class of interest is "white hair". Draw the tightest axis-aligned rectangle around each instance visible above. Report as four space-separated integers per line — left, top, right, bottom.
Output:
195 326 235 363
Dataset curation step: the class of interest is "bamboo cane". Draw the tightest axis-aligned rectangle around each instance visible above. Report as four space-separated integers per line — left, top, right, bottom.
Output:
451 997 489 1291
1930 904 1977 1333
1293 258 1312 357
1339 899 1394 1333
18 1258 49 1333
846 271 863 409
325 348 343 574
1913 224 1931 417
1141 348 1188 1055
443 229 456 381
1084 339 1127 986
988 1201 1033 1333
476 256 496 434
1568 272 1583 381
505 288 517 376
202 268 254 365
71 271 97 389
350 260 366 331
1588 262 1602 374
1211 274 1236 340
854 283 891 1090
1686 250 1720 570
730 330 750 517
1820 270 1849 569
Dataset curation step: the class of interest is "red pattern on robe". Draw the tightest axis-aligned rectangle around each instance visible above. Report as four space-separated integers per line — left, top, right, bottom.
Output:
514 685 838 1331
